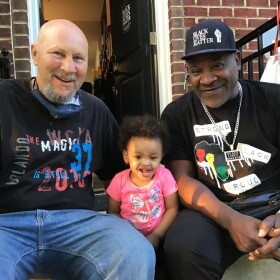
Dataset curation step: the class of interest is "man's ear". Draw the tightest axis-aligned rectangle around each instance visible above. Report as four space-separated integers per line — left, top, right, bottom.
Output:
235 51 241 70
30 43 38 66
122 150 128 165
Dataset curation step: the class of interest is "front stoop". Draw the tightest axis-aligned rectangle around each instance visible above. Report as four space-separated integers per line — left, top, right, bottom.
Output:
223 254 280 280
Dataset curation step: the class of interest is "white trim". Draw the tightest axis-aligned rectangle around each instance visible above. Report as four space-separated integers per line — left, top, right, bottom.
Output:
27 0 40 76
154 0 172 114
9 0 16 78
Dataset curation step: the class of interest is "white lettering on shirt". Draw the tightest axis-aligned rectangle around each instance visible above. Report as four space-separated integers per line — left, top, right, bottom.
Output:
223 174 261 195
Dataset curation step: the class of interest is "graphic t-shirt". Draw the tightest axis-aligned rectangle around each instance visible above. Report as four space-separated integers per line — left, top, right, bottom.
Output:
0 79 124 213
106 166 178 235
161 80 280 202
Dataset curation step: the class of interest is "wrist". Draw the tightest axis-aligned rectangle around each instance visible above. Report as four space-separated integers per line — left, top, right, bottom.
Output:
216 203 239 229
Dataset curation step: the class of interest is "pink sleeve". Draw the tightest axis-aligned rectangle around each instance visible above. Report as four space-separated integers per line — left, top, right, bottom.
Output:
106 173 122 202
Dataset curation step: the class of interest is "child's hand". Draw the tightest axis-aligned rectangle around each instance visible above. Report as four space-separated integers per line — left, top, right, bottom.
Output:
146 233 161 249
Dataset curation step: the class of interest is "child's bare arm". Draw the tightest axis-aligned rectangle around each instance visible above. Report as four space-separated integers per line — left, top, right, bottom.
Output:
107 196 122 218
147 192 179 248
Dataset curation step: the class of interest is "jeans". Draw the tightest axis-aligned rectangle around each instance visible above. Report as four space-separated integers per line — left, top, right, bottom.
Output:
0 209 155 280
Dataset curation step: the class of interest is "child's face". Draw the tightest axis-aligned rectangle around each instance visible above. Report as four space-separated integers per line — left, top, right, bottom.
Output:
123 137 163 186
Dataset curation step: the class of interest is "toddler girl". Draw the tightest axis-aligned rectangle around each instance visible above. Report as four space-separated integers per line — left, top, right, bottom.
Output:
106 114 178 249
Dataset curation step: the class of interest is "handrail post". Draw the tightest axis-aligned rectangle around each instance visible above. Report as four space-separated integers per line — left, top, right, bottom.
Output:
0 48 11 79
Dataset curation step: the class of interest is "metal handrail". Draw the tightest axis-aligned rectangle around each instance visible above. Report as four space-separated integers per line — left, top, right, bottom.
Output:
0 48 10 79
236 16 277 80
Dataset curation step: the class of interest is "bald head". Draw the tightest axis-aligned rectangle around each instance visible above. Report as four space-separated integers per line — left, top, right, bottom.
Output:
31 19 89 103
37 19 88 49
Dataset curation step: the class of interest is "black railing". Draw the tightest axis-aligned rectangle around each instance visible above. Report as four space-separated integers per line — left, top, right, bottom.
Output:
0 48 10 79
236 16 278 80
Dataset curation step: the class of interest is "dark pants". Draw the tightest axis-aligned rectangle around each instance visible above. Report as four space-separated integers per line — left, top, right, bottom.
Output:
161 208 244 280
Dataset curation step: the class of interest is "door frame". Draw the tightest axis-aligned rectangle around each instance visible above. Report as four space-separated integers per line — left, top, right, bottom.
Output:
27 0 172 114
154 0 172 114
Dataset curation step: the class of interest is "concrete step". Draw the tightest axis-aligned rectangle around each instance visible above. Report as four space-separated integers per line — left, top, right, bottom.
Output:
223 254 280 280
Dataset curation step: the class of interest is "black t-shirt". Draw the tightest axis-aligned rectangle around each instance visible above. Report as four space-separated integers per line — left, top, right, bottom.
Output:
0 79 124 213
161 80 280 202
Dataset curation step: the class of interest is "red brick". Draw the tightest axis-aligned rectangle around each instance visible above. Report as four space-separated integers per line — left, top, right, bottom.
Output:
235 29 253 40
247 41 258 51
222 0 244 5
259 9 276 18
170 51 185 63
224 18 247 30
12 1 28 10
169 7 184 17
170 40 185 51
14 47 31 59
0 15 10 25
172 84 185 95
270 0 280 7
13 24 29 35
169 0 184 5
184 18 196 28
14 60 31 72
171 62 185 72
234 8 257 17
170 29 184 40
240 49 255 58
13 11 28 22
247 0 270 6
16 72 32 79
0 28 11 38
182 0 195 4
0 3 10 13
171 73 185 83
209 8 233 17
197 0 220 5
169 18 184 29
185 7 208 17
13 35 30 46
248 19 271 29
0 42 12 53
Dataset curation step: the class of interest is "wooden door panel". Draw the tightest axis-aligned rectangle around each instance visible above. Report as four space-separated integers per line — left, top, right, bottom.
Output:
110 0 158 123
118 72 144 116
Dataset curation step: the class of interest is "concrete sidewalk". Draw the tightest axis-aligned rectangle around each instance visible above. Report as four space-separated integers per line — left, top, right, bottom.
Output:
223 255 280 280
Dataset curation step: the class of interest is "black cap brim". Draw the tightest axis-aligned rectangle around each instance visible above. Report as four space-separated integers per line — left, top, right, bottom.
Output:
181 48 237 60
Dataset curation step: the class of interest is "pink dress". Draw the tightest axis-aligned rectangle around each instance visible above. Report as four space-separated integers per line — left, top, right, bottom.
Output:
106 166 178 236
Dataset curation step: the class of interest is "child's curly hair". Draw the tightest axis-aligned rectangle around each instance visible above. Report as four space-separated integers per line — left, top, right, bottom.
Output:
119 114 167 152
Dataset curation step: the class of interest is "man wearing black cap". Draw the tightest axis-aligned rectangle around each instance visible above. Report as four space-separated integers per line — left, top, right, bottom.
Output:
161 19 280 279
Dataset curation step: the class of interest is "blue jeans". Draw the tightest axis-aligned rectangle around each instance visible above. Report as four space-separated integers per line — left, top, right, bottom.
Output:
0 209 155 280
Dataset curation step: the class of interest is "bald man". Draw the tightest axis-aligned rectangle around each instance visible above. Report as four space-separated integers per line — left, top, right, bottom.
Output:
0 19 155 279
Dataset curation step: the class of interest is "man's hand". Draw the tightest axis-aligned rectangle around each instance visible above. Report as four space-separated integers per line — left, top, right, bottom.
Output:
249 213 280 260
227 211 268 252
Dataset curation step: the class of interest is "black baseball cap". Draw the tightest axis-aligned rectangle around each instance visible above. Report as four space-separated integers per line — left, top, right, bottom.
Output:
182 20 237 60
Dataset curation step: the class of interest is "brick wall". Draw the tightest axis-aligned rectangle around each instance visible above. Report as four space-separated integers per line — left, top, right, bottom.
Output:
168 0 278 99
0 0 13 77
0 0 30 79
11 0 31 78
